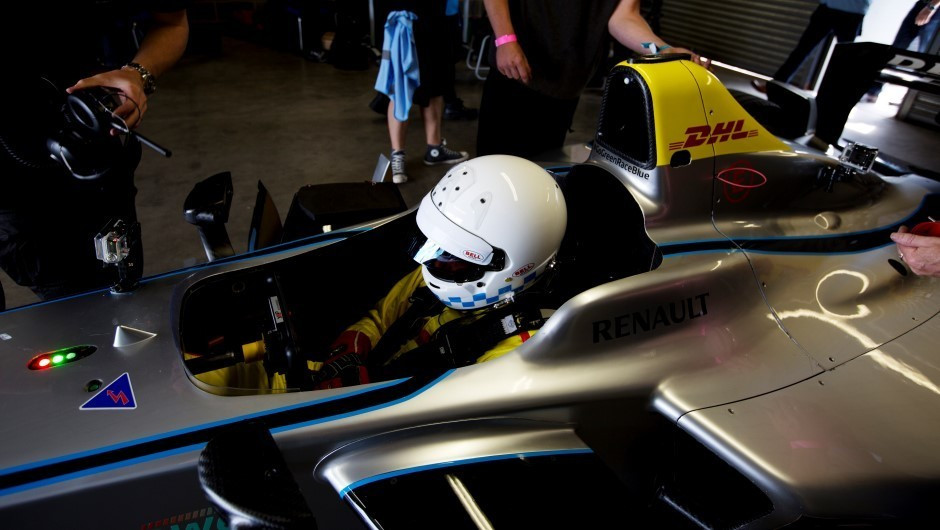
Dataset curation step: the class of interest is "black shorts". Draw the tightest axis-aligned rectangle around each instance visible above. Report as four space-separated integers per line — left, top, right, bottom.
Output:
411 15 456 106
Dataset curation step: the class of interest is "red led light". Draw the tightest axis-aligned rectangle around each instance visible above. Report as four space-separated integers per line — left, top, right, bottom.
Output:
28 345 97 370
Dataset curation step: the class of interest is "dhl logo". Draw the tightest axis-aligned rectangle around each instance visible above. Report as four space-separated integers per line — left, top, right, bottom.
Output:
669 119 758 150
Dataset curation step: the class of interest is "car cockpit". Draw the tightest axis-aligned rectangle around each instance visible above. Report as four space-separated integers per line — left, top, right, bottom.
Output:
178 166 660 396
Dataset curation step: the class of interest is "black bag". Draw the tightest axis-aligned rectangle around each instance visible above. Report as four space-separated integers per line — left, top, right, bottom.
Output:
328 10 374 70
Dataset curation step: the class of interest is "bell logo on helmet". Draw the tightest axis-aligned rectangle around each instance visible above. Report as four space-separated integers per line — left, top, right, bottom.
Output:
513 263 535 277
463 250 484 262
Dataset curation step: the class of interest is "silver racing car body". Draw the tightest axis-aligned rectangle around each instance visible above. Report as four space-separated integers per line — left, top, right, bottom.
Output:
1 56 937 529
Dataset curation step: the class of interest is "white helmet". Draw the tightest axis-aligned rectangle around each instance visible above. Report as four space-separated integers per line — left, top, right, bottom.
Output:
411 155 567 309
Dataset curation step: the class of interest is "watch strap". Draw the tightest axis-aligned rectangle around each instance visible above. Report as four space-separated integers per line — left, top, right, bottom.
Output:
123 62 156 95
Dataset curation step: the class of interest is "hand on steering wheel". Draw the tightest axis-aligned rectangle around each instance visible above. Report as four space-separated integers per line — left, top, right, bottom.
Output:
312 351 370 390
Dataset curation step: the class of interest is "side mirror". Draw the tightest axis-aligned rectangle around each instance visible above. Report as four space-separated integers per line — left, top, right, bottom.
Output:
184 172 236 261
184 171 234 226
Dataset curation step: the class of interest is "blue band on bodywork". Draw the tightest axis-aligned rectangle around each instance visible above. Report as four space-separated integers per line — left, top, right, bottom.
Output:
339 448 594 498
0 371 454 496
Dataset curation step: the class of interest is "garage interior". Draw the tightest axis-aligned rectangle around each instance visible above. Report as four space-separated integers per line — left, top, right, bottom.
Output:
1 0 937 309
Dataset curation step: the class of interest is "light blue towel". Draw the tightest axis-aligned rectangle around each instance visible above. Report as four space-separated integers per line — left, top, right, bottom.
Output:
374 11 420 122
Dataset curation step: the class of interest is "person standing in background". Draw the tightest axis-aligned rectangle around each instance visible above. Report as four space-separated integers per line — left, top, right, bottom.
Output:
892 0 940 53
753 0 871 92
477 0 706 159
375 1 469 184
0 3 189 306
863 1 939 103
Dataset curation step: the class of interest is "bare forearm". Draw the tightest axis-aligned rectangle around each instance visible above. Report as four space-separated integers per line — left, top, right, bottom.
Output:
67 9 188 128
608 0 665 53
132 10 189 77
608 0 708 67
483 0 515 38
483 0 531 83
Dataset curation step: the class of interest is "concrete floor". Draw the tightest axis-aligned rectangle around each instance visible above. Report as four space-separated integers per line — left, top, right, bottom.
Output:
1 37 937 309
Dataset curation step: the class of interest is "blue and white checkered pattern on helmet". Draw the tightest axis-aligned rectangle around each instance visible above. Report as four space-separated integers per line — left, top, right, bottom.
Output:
440 271 539 309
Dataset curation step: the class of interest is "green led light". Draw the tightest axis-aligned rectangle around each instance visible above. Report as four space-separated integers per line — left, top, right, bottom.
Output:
52 354 65 364
66 352 77 360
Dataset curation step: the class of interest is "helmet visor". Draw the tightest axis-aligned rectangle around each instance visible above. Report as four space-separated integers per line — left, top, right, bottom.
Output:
409 235 505 283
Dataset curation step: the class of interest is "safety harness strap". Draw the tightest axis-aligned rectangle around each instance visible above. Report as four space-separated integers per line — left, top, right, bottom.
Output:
367 286 444 371
378 296 547 379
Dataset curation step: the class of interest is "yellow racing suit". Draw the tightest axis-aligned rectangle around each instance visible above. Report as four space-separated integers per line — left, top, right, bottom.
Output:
191 267 539 392
311 267 539 387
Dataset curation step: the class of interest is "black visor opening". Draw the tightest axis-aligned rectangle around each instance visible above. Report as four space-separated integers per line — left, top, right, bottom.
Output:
409 234 507 283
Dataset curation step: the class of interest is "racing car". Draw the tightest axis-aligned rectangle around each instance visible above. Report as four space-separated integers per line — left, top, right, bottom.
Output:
1 54 937 529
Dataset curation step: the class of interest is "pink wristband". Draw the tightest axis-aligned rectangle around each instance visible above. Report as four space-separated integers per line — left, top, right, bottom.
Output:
494 34 518 47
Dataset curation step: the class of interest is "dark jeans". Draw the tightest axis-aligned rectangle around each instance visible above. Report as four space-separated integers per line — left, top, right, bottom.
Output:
0 141 141 302
773 4 865 83
477 70 580 158
894 1 940 53
867 2 940 98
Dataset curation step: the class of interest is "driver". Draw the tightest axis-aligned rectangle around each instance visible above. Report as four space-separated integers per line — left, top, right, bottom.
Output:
312 155 567 389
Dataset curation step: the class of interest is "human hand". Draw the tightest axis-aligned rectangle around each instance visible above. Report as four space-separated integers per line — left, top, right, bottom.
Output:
916 4 936 26
495 42 531 84
668 47 711 69
312 352 370 389
891 226 940 277
68 68 148 131
312 330 373 389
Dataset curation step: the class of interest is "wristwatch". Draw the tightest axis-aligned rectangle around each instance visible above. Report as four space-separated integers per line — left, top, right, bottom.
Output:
122 62 156 95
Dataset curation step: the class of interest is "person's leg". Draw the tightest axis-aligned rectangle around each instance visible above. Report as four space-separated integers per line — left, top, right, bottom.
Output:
773 5 837 83
2 196 117 300
388 100 409 183
893 5 922 50
421 96 443 146
916 11 940 53
413 16 468 166
421 95 468 165
868 6 923 101
387 100 408 152
830 10 865 43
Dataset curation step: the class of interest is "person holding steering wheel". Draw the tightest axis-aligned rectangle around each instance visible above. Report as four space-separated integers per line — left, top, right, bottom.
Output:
312 155 568 389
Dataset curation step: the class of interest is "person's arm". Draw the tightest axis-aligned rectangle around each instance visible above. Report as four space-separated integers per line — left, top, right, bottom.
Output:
314 267 425 389
331 267 427 358
607 0 709 67
483 0 531 84
68 9 189 129
891 228 940 277
916 1 939 26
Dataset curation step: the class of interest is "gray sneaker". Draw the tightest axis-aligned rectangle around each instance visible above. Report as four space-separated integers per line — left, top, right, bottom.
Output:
424 139 469 166
391 150 407 184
